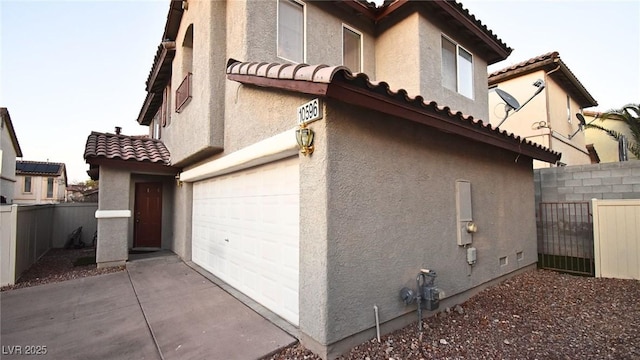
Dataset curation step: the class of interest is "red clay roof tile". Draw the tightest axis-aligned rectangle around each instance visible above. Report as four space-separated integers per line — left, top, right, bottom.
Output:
83 131 171 165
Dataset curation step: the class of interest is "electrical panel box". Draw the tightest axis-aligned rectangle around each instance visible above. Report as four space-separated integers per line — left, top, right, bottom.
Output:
456 180 473 246
467 247 477 265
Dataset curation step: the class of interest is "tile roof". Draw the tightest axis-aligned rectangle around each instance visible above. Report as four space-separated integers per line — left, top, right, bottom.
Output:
226 59 561 164
84 131 171 165
489 51 598 108
16 160 65 176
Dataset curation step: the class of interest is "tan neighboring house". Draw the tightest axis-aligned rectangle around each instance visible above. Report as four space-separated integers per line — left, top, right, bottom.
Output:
0 108 23 204
14 160 67 204
584 110 638 162
83 1 560 358
488 51 598 168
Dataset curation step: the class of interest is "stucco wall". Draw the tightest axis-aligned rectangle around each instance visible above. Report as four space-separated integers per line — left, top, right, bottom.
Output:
96 167 130 266
1 123 18 204
488 71 590 168
585 113 638 162
162 0 226 166
375 13 421 94
299 99 538 348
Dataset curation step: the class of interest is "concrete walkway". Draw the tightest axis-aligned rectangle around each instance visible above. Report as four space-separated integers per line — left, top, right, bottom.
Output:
1 255 295 360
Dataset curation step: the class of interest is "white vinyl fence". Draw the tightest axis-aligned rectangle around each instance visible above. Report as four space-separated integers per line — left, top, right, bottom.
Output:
592 199 640 280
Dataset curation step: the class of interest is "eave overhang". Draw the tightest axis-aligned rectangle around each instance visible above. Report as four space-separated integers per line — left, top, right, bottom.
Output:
227 59 560 164
489 52 598 109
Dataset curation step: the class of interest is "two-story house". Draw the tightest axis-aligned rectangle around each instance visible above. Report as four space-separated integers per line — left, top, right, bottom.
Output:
13 160 67 204
84 1 559 358
584 109 638 162
0 108 23 204
488 51 599 168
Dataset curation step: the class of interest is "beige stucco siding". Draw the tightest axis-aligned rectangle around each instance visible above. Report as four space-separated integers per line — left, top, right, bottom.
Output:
1 124 18 203
585 114 638 162
298 100 537 345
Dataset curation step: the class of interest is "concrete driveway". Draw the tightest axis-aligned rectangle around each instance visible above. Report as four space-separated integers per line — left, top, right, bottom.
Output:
1 255 295 360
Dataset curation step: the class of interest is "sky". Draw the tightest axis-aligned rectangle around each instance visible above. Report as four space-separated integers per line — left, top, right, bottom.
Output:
1 0 639 183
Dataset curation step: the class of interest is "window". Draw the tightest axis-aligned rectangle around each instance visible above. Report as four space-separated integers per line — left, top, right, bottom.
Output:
567 95 571 123
342 25 362 73
23 176 32 193
47 177 54 198
278 0 304 63
441 36 473 99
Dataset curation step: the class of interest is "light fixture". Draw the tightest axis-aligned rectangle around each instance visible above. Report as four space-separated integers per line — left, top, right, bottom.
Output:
175 174 183 187
295 124 314 156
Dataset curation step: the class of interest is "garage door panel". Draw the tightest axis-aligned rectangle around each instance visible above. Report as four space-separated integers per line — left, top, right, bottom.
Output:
192 157 299 325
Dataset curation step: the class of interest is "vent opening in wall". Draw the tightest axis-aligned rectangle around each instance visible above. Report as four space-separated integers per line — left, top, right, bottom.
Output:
499 256 508 266
516 251 524 261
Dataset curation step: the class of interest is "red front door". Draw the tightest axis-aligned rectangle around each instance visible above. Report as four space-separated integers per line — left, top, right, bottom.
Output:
134 182 162 248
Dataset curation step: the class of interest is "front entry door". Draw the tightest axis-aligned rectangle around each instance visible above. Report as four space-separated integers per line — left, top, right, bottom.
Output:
134 182 162 248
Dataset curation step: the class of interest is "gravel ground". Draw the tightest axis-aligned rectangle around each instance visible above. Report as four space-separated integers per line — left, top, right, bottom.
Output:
266 269 640 360
0 248 124 292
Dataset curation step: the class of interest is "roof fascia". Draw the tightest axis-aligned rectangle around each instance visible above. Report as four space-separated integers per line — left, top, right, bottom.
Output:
147 43 176 92
430 1 511 63
137 92 160 126
227 74 330 96
325 80 560 163
85 157 180 176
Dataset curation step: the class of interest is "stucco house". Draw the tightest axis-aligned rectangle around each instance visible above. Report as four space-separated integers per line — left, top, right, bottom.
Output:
13 161 68 204
488 51 598 168
584 110 638 162
0 108 23 204
84 1 560 358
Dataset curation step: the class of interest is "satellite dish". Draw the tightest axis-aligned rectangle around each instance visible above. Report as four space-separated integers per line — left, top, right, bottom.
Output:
495 88 520 111
576 113 587 127
495 88 520 128
568 113 588 139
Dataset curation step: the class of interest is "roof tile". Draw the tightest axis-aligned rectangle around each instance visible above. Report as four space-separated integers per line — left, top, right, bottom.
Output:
84 132 172 165
226 59 561 163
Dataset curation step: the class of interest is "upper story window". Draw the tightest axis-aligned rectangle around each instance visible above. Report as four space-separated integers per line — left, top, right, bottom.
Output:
567 95 572 123
342 25 362 73
278 0 304 63
23 176 32 193
441 36 474 99
46 177 54 198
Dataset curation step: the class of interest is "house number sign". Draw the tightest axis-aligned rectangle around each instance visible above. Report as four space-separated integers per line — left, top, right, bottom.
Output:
297 98 323 125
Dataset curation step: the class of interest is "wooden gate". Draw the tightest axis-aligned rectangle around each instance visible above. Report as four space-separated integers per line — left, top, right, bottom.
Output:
537 202 594 276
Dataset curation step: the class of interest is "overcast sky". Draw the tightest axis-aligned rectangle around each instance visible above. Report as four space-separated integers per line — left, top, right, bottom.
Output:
2 0 638 183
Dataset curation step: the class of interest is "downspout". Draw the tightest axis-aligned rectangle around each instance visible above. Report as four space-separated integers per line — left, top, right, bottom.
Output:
543 62 561 166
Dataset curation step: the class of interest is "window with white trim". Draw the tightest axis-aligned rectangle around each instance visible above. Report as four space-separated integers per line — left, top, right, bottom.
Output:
441 36 474 99
567 95 572 123
278 0 304 63
46 177 54 198
23 176 32 193
342 25 362 73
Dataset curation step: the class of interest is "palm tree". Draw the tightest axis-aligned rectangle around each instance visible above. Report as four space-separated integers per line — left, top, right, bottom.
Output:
585 103 640 159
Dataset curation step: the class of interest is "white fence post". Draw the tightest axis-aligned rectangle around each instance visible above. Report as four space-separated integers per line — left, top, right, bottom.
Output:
1 204 18 286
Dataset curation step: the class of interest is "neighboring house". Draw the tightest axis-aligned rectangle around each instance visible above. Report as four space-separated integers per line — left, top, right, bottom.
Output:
488 51 598 168
14 161 67 204
0 108 23 204
584 110 638 162
84 1 559 358
66 184 99 203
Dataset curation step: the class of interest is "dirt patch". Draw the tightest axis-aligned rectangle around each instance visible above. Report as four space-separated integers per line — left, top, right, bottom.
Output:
1 248 124 292
265 269 640 359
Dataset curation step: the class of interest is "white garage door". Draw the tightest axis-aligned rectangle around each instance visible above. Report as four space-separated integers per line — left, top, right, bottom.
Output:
192 157 299 325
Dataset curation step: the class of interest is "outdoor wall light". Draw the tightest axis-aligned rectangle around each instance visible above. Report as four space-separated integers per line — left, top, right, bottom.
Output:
295 124 314 156
175 174 183 188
